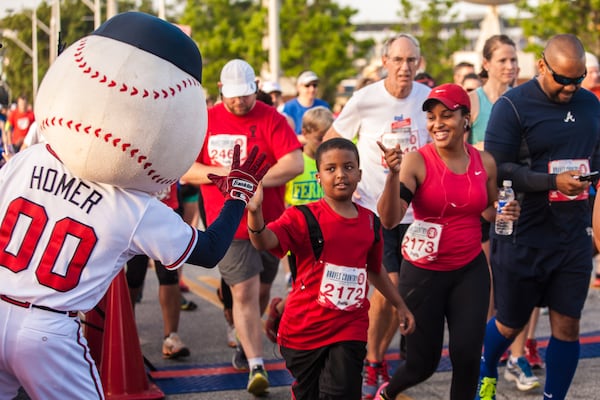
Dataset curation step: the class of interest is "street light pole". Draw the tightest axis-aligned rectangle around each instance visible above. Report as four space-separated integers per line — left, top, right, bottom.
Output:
0 29 34 100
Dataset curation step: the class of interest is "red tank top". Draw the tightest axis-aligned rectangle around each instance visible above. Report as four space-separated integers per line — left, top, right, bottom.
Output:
407 143 488 271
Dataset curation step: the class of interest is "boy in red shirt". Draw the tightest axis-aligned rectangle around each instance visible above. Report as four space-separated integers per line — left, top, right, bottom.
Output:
247 138 414 400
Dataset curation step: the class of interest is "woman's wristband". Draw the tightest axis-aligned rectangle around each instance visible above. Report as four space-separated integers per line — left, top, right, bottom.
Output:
248 223 266 234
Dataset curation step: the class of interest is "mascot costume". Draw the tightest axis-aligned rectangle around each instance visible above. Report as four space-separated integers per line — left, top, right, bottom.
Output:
0 12 267 399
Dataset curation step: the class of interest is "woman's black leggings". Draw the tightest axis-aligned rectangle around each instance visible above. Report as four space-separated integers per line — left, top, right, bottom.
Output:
386 252 490 400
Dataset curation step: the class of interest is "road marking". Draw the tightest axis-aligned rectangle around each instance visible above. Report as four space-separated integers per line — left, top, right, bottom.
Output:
180 274 222 308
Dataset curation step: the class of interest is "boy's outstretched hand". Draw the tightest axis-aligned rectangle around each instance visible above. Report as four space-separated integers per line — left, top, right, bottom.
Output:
208 144 270 205
246 182 264 212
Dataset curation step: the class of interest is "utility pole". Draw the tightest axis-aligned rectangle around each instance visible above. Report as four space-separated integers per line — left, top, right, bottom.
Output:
32 10 38 101
81 0 101 29
106 0 118 20
158 0 166 20
28 9 51 101
268 0 281 82
49 0 60 64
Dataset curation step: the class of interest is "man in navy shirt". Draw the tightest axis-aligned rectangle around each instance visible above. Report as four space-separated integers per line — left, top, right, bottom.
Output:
476 34 600 400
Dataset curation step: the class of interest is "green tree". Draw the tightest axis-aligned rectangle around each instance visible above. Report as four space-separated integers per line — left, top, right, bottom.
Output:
179 0 264 99
515 0 600 56
279 0 371 104
0 0 156 103
180 0 371 104
396 0 472 85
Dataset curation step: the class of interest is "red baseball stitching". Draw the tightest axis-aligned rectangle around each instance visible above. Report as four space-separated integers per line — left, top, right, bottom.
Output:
41 36 200 187
39 117 177 186
73 37 200 99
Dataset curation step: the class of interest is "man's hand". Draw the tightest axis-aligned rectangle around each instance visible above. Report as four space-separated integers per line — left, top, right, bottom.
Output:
556 170 591 196
207 144 270 205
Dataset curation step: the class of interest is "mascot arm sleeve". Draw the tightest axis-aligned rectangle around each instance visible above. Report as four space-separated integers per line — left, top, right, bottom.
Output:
186 199 245 268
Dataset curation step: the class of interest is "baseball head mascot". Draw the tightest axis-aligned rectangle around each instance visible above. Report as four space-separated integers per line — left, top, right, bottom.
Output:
35 11 206 192
0 11 268 400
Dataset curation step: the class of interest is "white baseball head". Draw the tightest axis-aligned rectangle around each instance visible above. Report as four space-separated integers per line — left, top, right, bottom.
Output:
35 12 206 193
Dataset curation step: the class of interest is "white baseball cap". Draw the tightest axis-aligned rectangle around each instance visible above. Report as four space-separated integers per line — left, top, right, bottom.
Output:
261 81 282 94
586 52 599 69
297 70 319 86
220 59 257 98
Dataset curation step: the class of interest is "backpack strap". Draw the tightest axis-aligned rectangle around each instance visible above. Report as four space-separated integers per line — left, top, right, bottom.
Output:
296 204 324 260
373 213 381 243
290 205 380 283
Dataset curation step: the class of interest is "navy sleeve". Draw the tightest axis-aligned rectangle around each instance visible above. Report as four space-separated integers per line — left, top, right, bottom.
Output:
484 94 557 192
185 199 245 268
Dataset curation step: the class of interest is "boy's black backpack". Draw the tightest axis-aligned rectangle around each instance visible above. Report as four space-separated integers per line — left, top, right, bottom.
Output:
288 204 381 283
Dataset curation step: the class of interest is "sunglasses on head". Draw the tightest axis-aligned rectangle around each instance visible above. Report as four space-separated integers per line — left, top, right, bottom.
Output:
542 52 586 86
304 82 318 88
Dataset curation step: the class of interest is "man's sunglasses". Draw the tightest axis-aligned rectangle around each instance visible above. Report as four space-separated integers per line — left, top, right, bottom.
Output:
542 52 586 86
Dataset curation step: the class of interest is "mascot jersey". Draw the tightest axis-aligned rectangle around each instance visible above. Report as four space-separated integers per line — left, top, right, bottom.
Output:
0 144 197 312
199 101 302 239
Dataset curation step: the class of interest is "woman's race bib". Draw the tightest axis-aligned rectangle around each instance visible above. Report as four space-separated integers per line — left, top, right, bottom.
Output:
317 262 367 311
402 220 443 263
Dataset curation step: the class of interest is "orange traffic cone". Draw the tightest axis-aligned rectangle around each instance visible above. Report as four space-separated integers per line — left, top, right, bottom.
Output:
86 269 164 399
83 295 107 366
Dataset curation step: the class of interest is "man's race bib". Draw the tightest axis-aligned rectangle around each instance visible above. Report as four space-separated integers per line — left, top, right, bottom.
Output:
207 134 248 167
317 262 367 311
380 118 419 167
402 220 443 263
548 159 590 202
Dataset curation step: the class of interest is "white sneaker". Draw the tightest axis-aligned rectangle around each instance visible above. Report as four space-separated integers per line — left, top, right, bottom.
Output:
504 356 540 391
162 332 190 359
227 325 237 348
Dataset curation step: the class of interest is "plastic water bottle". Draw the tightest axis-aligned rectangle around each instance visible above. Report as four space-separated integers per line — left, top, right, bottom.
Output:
495 180 515 235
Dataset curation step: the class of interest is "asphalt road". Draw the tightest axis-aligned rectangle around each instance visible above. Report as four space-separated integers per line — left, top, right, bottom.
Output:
12 259 600 400
142 262 600 400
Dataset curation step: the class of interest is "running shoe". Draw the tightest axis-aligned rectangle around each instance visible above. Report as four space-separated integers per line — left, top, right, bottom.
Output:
179 281 190 292
504 356 540 391
362 360 389 400
375 382 390 400
265 297 283 343
226 324 237 348
162 332 190 359
475 376 497 400
232 344 249 371
247 365 269 395
499 349 509 365
180 297 197 311
525 338 545 369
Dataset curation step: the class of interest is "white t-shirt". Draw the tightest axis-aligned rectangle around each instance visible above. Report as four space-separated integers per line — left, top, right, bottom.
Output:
333 80 431 223
23 121 46 147
0 144 197 312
